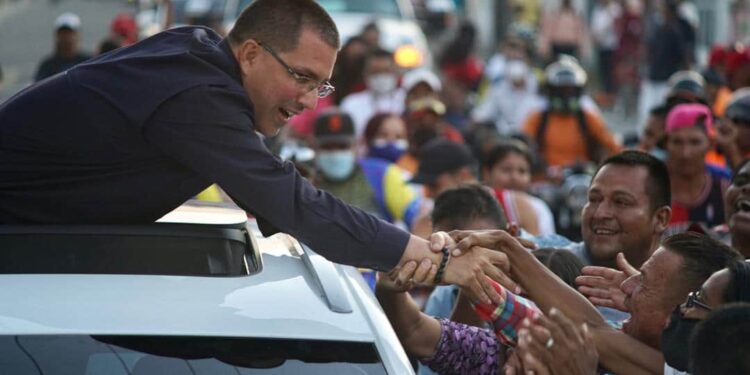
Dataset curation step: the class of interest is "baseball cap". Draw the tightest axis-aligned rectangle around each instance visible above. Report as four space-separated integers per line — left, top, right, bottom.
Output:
665 103 713 134
407 97 446 116
313 111 355 145
410 139 475 185
667 70 705 99
402 69 442 93
111 13 137 45
727 47 750 78
54 12 81 31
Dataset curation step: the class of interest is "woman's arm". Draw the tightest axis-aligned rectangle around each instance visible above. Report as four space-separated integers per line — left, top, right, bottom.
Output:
374 267 442 358
375 271 505 375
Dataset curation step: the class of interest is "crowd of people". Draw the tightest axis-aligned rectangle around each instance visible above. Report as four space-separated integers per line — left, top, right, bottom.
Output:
2 0 750 374
250 1 748 374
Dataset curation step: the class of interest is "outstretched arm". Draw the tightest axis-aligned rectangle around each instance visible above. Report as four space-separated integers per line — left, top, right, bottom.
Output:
451 230 606 327
374 265 442 358
396 233 518 305
450 230 663 374
375 268 505 375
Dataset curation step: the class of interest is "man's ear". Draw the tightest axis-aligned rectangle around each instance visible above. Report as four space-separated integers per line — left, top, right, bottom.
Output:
652 205 672 234
235 39 261 76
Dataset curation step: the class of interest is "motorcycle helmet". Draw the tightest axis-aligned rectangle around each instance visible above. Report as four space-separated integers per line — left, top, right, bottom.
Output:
725 87 750 125
544 55 587 113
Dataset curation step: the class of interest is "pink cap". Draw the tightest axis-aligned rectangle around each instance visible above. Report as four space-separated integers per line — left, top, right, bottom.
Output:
665 103 713 134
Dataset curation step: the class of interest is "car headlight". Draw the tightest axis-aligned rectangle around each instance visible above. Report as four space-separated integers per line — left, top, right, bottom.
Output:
394 45 423 68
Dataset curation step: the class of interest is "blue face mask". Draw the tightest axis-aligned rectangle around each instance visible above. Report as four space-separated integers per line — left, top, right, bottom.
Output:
369 139 408 163
317 150 356 181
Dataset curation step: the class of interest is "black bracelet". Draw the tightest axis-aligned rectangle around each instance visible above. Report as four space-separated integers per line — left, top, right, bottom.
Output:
433 247 451 284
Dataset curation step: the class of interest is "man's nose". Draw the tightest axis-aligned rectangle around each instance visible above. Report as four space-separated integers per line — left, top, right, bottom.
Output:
299 89 319 110
592 200 615 218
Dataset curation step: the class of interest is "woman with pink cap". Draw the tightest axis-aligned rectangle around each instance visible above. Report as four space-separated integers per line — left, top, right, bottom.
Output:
665 103 732 235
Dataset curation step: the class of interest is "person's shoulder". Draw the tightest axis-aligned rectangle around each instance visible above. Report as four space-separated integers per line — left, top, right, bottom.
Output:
522 110 544 129
423 285 459 318
74 53 92 62
37 54 56 65
706 164 732 180
35 55 61 80
528 195 553 214
531 233 575 249
340 91 371 108
163 25 223 43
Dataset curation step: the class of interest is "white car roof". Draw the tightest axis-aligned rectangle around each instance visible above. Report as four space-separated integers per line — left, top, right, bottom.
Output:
0 206 377 342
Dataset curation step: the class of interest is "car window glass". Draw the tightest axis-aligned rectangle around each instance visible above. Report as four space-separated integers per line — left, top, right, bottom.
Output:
0 335 387 375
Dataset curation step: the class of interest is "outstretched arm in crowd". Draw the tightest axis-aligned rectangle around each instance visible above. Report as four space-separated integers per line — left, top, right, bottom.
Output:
450 230 663 374
375 266 505 375
396 232 517 305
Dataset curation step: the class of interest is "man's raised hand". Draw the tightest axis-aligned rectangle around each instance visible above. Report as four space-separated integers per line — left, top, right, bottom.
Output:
575 253 638 312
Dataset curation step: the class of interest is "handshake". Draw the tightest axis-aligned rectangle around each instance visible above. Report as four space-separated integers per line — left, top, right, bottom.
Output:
382 230 533 305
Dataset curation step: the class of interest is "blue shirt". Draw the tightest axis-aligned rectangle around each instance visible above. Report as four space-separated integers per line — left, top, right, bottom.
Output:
0 27 408 270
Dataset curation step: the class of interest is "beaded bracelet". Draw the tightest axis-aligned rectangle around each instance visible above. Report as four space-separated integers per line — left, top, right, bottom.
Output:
433 247 451 284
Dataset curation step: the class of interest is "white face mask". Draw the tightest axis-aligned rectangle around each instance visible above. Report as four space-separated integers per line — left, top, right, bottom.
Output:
367 73 398 95
506 60 529 83
316 150 357 181
372 138 408 150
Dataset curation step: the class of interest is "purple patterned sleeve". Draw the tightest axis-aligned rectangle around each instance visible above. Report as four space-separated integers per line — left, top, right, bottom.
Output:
419 318 502 375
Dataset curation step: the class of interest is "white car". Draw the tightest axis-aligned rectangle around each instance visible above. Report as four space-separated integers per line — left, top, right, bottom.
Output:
0 203 414 374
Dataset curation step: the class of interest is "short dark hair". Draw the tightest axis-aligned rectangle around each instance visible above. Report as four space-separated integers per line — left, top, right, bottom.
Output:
734 158 750 179
595 150 671 212
363 112 401 146
649 104 669 117
533 248 585 289
723 261 750 304
690 303 750 375
663 232 742 296
482 141 533 172
364 48 395 71
228 0 339 52
431 183 507 231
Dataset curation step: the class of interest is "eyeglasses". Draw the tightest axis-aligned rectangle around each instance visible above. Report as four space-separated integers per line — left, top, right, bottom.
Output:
685 290 713 312
257 41 335 98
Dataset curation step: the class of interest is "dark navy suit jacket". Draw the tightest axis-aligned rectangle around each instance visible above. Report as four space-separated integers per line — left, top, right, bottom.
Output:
0 27 408 270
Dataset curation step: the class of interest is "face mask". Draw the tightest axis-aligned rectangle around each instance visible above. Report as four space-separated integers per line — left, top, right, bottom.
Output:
506 60 529 82
367 73 398 95
661 306 700 372
369 139 408 163
317 150 356 182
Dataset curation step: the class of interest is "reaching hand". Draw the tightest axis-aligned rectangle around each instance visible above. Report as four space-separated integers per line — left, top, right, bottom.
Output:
441 244 519 305
428 231 454 253
377 258 436 293
502 349 525 375
575 253 638 312
449 229 526 256
516 309 599 375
